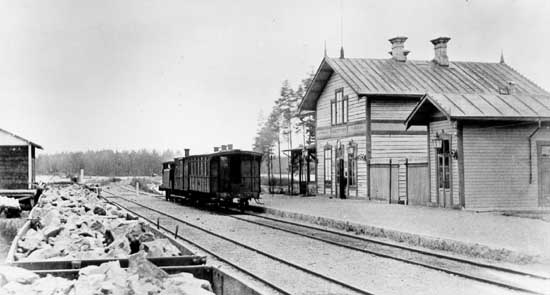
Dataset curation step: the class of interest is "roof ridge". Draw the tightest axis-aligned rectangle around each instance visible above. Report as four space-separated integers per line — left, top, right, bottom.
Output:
327 56 504 65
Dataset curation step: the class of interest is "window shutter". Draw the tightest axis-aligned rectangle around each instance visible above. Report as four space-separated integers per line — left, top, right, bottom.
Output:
343 96 348 123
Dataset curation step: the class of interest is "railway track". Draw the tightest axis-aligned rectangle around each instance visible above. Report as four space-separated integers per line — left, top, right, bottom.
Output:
102 187 550 295
224 210 550 294
101 189 374 295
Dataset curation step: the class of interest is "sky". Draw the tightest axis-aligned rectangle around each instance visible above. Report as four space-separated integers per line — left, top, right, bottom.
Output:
0 0 549 155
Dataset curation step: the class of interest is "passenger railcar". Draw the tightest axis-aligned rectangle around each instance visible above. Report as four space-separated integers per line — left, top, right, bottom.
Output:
160 149 262 208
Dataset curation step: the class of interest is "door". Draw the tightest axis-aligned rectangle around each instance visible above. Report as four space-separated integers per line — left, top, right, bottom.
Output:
337 159 346 199
437 139 452 207
538 143 550 206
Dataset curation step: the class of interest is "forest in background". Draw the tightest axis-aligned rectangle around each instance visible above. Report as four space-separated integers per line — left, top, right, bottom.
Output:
252 72 315 180
36 72 315 178
36 149 179 177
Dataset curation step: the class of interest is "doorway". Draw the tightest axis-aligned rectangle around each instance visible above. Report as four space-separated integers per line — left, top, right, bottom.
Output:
538 143 550 207
436 139 452 207
337 158 346 199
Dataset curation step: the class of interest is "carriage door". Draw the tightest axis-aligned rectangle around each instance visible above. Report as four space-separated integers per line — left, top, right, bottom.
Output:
219 156 230 192
537 143 550 207
230 155 242 193
437 139 452 207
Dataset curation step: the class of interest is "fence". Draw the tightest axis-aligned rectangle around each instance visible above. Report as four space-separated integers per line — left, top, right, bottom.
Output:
369 158 429 205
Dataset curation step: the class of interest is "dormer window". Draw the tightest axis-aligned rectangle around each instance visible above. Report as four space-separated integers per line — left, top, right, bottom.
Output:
331 88 348 125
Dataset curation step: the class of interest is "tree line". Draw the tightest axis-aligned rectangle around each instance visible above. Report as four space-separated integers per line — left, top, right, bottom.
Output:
36 149 179 177
252 72 315 178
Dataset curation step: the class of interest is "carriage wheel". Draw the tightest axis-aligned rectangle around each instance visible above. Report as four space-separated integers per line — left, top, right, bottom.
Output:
238 199 249 212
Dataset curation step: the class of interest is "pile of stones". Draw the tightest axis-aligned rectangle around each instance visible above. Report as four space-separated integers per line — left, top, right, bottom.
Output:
15 185 181 261
0 251 214 295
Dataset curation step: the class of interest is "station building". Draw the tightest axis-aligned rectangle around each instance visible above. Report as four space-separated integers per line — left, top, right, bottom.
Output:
298 36 550 210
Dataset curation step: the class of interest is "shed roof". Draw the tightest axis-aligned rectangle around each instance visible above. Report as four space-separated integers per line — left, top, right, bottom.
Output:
405 93 550 127
0 128 43 149
299 57 549 111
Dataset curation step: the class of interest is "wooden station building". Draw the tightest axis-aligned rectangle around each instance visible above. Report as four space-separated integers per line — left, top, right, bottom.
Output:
0 128 42 196
299 36 550 209
406 92 550 210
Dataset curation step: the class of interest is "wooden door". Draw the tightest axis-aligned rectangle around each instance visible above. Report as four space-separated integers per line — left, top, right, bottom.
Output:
336 159 346 199
538 143 550 207
437 140 452 207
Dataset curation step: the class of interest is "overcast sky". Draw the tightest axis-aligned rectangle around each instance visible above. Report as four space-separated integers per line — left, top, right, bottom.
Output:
1 0 549 154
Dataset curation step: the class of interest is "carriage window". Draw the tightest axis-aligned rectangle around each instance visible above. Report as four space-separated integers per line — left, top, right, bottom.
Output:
324 147 332 188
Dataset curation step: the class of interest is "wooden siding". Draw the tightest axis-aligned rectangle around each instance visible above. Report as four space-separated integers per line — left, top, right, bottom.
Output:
315 71 368 198
317 136 367 198
189 156 210 193
370 99 427 160
371 99 419 121
428 120 459 206
316 72 364 129
371 135 427 159
462 124 550 210
0 146 29 189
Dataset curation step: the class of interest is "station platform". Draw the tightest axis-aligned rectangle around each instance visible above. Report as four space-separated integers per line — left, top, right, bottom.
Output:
253 194 550 265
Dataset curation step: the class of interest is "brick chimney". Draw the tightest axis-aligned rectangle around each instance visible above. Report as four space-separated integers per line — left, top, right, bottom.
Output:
388 36 409 62
227 144 233 150
184 148 190 157
214 147 219 152
221 145 227 151
431 37 451 66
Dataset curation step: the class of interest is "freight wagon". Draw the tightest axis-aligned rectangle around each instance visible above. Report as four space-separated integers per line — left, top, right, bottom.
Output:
160 149 262 208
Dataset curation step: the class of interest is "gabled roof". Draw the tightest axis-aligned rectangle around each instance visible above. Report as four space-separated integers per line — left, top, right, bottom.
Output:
0 128 43 149
299 57 549 111
405 93 550 128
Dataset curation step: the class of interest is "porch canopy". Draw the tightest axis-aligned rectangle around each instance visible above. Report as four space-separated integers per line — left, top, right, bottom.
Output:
405 93 550 127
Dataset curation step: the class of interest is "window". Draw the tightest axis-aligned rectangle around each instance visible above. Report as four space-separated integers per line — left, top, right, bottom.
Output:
347 145 357 187
331 89 348 125
331 100 337 125
324 147 332 188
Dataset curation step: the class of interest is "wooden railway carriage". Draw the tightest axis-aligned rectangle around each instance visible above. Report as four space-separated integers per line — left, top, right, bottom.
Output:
160 150 262 207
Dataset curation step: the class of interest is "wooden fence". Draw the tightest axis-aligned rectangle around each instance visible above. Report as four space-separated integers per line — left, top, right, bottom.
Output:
369 158 429 205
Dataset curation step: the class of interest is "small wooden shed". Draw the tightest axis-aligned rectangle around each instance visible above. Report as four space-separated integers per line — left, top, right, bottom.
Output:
405 93 550 210
0 128 42 195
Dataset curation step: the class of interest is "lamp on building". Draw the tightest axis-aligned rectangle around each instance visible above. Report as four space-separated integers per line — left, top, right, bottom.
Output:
432 138 443 149
347 141 355 155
